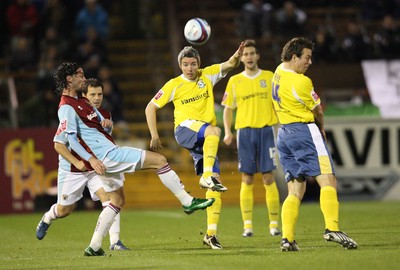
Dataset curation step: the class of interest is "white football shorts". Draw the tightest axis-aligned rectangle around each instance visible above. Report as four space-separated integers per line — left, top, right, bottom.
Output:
57 170 103 205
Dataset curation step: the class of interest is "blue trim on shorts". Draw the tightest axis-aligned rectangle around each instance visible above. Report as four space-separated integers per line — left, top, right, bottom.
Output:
197 123 209 147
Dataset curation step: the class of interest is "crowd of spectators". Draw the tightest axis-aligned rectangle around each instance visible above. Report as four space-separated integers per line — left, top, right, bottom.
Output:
0 0 125 128
233 0 400 63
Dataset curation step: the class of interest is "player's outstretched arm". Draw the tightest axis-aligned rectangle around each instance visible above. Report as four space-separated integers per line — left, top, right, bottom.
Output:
221 42 245 75
145 102 163 151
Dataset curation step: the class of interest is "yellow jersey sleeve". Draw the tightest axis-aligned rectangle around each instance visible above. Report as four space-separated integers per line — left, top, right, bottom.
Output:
151 78 176 109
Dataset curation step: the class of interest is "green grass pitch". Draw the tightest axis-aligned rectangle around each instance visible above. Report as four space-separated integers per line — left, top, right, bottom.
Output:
0 201 398 270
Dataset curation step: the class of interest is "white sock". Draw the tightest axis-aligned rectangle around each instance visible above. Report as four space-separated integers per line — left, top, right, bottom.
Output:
44 204 59 224
109 213 121 245
89 203 120 251
156 164 193 206
102 201 121 245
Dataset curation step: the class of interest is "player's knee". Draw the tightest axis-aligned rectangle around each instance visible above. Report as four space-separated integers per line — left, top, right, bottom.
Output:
262 172 275 185
96 189 110 203
143 151 169 170
154 153 168 168
113 197 125 208
98 194 109 203
242 173 254 184
206 125 221 137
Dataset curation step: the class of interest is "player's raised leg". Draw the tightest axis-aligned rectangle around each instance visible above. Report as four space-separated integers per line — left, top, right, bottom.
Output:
142 150 216 214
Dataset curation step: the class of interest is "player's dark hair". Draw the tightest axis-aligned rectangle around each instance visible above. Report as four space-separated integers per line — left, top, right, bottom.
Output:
53 62 80 96
177 46 201 66
82 78 103 95
281 37 314 62
244 39 259 54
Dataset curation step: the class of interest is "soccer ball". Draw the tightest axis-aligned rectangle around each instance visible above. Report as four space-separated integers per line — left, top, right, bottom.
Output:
184 18 211 46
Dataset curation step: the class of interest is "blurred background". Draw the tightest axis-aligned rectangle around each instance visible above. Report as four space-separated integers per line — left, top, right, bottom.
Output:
1 0 399 214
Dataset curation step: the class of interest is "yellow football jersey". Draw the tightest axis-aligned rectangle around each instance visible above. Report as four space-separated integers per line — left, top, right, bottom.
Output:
221 70 278 129
271 63 320 124
151 64 224 128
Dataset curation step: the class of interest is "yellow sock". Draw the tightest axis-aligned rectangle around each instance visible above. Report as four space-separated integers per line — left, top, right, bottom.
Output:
206 190 221 236
202 135 219 179
281 194 300 242
240 182 253 230
264 182 280 229
320 186 340 231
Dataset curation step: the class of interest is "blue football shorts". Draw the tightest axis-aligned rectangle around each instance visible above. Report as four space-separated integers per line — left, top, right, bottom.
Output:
277 122 335 182
237 126 277 174
175 119 220 176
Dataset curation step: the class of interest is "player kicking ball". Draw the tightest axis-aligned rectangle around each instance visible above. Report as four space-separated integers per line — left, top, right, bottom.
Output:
37 63 215 256
36 78 131 250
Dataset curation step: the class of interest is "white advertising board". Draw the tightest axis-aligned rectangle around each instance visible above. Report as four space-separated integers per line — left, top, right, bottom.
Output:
325 118 400 200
